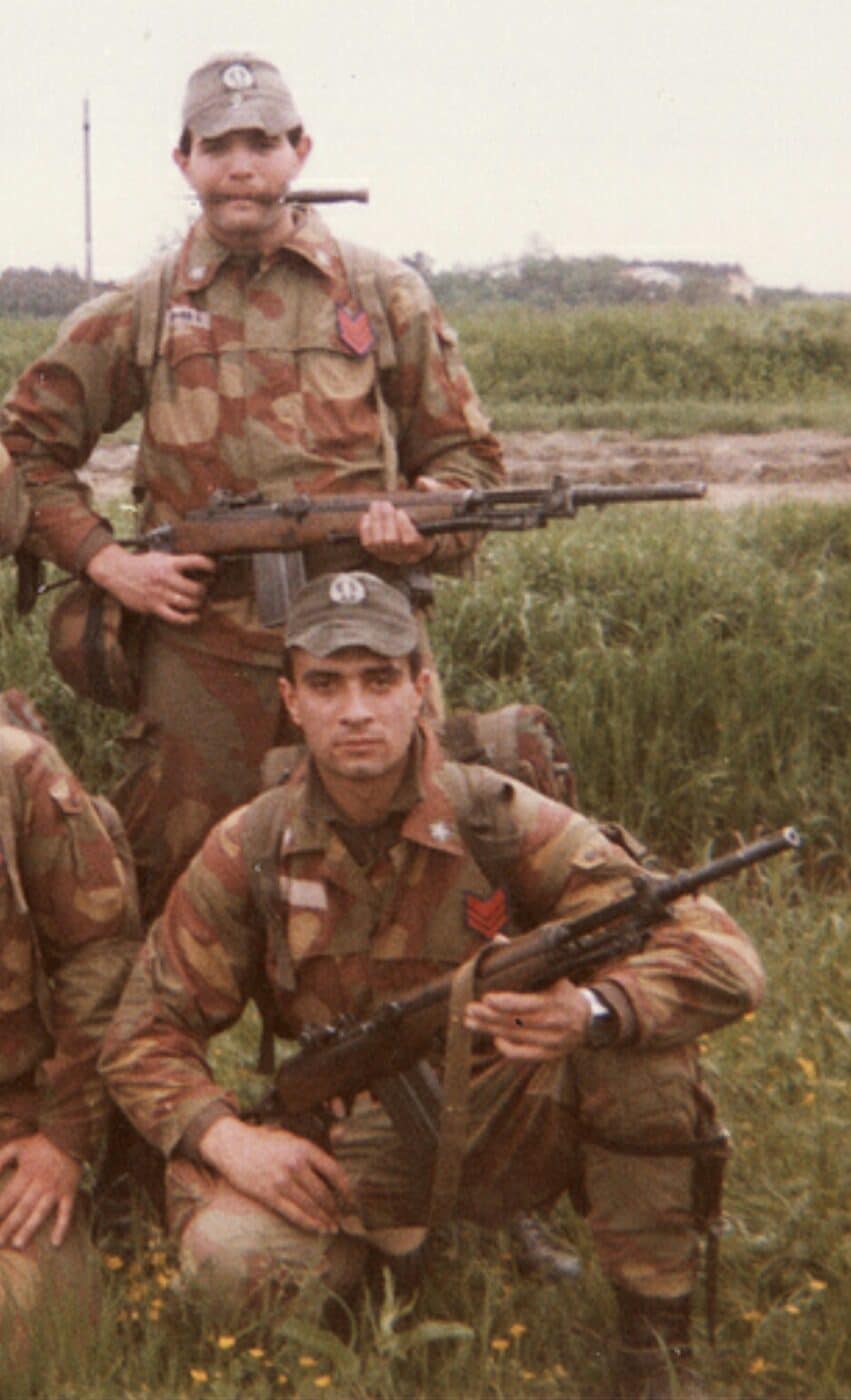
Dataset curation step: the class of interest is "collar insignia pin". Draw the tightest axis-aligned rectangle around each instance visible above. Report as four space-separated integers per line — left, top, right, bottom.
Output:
429 820 453 843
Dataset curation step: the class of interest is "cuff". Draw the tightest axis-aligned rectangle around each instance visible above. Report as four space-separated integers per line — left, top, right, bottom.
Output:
76 524 117 573
176 1101 241 1163
588 979 639 1045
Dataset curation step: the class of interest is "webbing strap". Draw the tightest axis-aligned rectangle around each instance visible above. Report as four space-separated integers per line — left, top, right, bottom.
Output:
428 946 488 1226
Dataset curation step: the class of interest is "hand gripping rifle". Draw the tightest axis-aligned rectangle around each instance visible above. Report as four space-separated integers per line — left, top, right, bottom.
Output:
266 828 799 1153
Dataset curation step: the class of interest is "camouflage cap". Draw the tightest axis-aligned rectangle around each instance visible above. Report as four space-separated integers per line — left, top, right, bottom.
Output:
285 573 419 658
182 52 301 140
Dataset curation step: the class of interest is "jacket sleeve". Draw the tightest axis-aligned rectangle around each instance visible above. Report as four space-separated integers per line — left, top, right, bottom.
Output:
375 261 504 571
475 774 766 1049
6 731 142 1162
99 806 265 1157
0 284 145 573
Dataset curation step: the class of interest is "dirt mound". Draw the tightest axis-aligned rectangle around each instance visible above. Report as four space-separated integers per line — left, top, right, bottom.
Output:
83 431 851 509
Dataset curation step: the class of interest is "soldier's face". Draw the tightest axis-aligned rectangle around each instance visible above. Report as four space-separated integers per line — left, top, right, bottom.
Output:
279 648 429 784
173 128 311 251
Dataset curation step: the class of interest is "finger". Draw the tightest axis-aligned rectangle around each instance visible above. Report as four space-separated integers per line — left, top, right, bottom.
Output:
0 1186 41 1248
493 1034 560 1062
50 1195 75 1249
174 553 216 577
13 1195 54 1251
476 990 548 1016
0 1142 18 1172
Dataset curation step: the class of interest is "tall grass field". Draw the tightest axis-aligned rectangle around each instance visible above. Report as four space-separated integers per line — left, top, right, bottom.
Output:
7 299 851 435
0 498 848 1397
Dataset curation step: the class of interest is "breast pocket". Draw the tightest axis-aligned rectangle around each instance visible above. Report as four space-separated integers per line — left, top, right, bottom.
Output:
294 336 382 459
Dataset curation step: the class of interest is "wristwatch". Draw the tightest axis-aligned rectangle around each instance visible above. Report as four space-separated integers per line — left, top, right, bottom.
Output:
580 988 619 1048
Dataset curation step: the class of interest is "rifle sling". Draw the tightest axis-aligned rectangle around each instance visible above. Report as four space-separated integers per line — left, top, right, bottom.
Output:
428 945 489 1227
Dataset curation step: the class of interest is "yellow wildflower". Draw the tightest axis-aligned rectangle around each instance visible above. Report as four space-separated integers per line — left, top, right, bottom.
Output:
796 1056 817 1082
509 1323 528 1338
314 1378 333 1390
189 1369 209 1383
808 1278 828 1292
217 1335 237 1350
749 1357 767 1375
491 1337 510 1352
299 1356 318 1368
104 1255 125 1271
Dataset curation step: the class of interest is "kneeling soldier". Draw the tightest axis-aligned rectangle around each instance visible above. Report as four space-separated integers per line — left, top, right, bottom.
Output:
101 573 765 1398
0 691 141 1363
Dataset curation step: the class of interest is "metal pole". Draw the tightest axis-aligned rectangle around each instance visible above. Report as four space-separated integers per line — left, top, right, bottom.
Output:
83 97 93 297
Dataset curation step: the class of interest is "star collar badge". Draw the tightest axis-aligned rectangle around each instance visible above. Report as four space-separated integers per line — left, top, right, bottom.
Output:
429 820 454 843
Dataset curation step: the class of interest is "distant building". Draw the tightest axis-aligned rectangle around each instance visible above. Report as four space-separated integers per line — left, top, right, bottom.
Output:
622 265 683 293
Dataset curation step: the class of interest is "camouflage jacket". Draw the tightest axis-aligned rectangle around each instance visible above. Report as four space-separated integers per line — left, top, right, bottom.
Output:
101 727 765 1158
0 693 141 1161
0 441 28 557
1 210 503 664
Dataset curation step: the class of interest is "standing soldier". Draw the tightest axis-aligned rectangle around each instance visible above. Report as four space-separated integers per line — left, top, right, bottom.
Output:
101 573 765 1399
0 689 141 1362
1 51 503 922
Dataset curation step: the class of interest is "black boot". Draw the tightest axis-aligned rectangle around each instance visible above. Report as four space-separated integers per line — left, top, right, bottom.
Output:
614 1288 704 1400
509 1213 583 1282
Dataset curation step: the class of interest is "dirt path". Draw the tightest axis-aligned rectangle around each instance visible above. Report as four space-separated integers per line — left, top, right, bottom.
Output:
84 429 851 507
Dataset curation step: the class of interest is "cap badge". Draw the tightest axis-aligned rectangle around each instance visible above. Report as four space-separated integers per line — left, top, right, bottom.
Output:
329 574 367 605
221 63 255 91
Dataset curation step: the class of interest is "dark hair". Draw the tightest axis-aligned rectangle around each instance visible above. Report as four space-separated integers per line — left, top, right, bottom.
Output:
178 124 304 156
280 645 423 683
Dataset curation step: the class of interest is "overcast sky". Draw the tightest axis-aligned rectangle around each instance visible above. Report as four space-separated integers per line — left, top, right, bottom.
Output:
2 0 851 291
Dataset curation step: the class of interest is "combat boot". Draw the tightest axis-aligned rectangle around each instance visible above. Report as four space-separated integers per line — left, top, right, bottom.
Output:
509 1213 583 1282
613 1288 705 1400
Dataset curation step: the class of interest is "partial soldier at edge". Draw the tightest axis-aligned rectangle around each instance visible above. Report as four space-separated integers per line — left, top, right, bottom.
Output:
0 690 141 1363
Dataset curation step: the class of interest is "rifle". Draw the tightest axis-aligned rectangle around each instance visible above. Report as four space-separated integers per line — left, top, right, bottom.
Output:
127 477 707 559
267 827 799 1149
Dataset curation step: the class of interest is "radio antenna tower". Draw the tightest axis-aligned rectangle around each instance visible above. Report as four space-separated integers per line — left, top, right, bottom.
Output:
83 97 93 297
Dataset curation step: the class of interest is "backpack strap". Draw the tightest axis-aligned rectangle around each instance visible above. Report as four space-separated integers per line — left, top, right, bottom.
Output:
336 239 399 488
131 247 181 372
240 785 299 1073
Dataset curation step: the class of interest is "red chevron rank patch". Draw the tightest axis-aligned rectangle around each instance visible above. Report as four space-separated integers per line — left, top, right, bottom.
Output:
464 888 509 939
336 305 375 357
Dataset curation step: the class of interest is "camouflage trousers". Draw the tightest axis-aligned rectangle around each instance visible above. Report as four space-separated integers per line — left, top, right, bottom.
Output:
112 620 444 922
0 1104 100 1365
167 1042 715 1313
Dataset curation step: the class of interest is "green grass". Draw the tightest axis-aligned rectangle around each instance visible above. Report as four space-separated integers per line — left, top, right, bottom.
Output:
0 500 848 1396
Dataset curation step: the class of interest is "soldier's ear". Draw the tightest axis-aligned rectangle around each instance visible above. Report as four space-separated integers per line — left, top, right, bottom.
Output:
278 676 301 727
415 668 431 709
